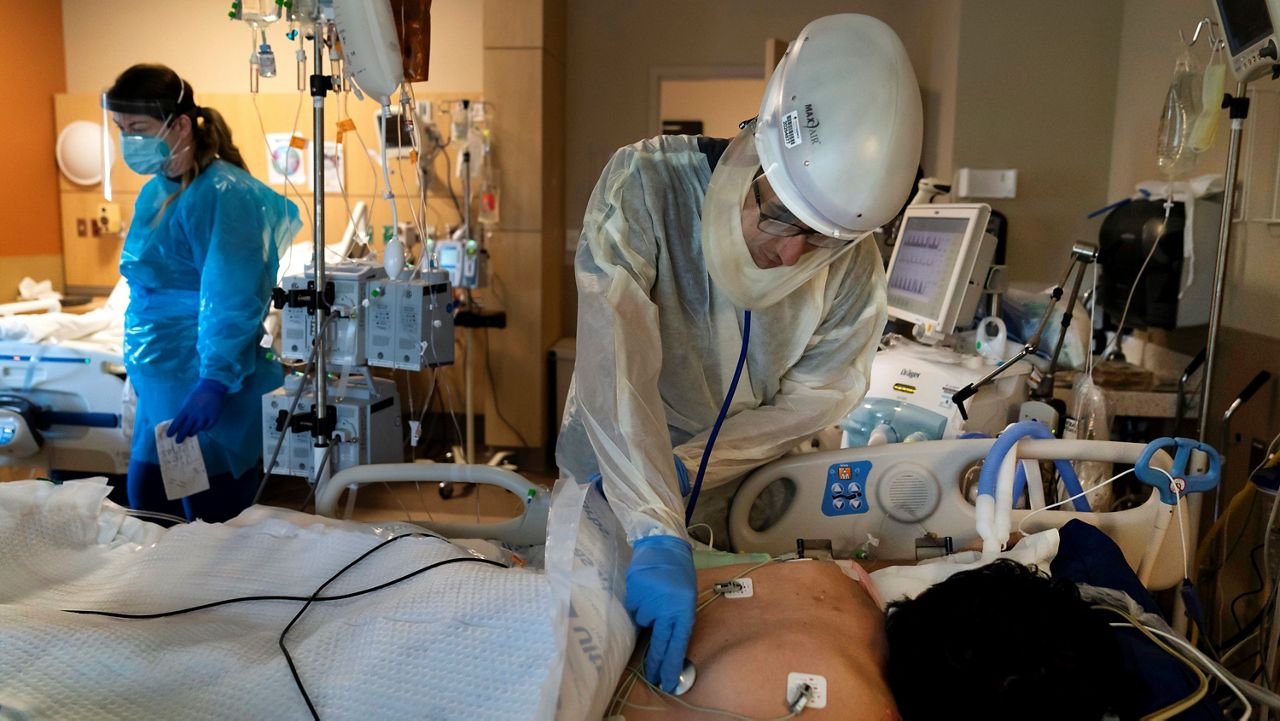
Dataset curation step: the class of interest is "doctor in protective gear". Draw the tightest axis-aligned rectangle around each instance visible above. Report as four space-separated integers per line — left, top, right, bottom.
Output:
104 65 300 523
557 15 923 694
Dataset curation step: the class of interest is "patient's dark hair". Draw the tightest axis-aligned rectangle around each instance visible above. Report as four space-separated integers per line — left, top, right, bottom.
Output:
884 560 1134 721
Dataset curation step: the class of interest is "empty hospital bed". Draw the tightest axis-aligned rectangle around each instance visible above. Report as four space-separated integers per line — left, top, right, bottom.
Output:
0 279 131 484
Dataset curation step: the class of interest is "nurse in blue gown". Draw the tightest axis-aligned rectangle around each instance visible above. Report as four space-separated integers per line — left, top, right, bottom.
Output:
105 64 300 522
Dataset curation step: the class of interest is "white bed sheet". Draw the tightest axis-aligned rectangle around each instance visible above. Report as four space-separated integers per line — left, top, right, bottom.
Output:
0 477 634 721
0 279 127 354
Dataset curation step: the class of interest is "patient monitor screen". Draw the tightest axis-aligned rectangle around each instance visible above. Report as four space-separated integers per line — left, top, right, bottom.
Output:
437 245 460 270
887 216 971 322
1218 0 1273 53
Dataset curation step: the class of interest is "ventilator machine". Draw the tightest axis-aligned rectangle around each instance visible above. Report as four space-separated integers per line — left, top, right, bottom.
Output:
844 202 1029 447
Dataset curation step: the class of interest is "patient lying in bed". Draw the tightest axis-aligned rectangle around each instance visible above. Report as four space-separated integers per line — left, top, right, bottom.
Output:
612 521 1223 721
612 558 897 721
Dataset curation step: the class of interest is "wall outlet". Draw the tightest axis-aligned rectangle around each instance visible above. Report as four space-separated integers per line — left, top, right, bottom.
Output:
97 202 122 234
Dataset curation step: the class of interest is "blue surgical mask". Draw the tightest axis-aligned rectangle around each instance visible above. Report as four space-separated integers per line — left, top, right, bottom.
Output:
121 132 172 176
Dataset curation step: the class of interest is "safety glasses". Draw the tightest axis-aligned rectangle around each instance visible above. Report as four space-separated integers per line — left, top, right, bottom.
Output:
750 171 848 249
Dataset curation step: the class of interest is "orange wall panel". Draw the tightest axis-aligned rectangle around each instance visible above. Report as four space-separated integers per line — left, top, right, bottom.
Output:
0 0 66 258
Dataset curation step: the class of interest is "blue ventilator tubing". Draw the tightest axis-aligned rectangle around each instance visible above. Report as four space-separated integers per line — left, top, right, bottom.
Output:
685 310 751 525
979 419 1090 512
962 431 1040 507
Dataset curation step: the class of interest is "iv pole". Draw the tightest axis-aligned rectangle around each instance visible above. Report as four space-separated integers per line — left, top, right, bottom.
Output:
309 20 334 487
1196 13 1278 445
250 9 338 504
1197 48 1280 703
461 147 475 465
1197 80 1249 445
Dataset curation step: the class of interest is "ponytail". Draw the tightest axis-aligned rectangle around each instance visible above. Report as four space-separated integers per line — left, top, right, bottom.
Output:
158 106 248 215
191 106 248 173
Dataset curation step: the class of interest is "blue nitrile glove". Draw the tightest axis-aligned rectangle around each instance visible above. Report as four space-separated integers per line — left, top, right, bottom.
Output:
167 378 228 443
674 455 691 497
625 534 697 693
588 473 606 500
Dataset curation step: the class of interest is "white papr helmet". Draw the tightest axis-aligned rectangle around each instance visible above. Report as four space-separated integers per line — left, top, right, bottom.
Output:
755 14 923 239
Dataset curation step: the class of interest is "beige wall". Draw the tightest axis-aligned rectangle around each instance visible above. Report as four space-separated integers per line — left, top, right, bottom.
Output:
481 0 566 450
564 0 956 239
659 78 766 140
62 0 482 95
1107 0 1230 201
561 0 959 334
561 0 1122 329
1223 94 1280 339
922 0 962 180
1101 0 1280 627
951 0 1123 286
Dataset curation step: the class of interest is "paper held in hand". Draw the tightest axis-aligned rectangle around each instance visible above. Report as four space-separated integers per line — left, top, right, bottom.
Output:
155 420 211 501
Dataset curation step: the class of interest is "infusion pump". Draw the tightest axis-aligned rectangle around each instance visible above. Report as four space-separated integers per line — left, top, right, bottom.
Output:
275 260 455 371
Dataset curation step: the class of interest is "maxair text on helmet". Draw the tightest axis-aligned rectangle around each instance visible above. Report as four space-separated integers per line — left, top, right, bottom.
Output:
803 103 821 144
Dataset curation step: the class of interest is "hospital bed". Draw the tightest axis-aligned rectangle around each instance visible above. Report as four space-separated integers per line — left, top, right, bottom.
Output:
0 433 1236 720
0 200 364 484
0 279 131 481
729 434 1210 592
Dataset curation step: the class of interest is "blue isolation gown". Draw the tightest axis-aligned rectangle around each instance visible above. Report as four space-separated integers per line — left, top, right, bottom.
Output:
120 159 300 479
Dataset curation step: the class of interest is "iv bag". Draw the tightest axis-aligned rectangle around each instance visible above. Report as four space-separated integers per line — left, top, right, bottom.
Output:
1156 48 1201 180
233 0 281 23
1190 48 1227 153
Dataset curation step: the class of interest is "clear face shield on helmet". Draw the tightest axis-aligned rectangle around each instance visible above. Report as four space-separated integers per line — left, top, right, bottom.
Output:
749 170 851 250
699 119 863 310
101 92 183 190
721 118 859 249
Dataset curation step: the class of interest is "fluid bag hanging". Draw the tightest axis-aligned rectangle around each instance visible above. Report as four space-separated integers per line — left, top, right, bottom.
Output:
1190 44 1227 153
1156 48 1201 180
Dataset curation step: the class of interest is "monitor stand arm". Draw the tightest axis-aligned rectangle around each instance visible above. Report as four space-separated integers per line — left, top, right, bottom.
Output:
952 242 1097 420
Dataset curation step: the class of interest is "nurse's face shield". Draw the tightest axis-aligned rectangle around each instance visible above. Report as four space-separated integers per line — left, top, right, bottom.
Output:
751 170 815 237
100 93 177 197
